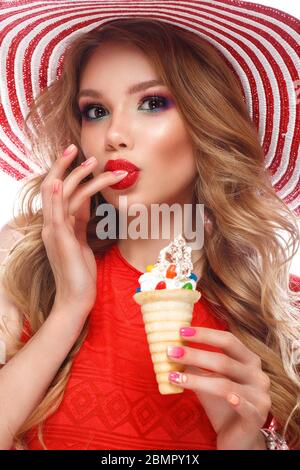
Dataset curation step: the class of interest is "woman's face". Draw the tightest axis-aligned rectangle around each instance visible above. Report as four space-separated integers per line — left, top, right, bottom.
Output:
78 41 197 210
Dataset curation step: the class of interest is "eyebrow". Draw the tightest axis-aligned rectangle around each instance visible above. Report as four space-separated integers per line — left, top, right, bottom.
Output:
77 79 164 100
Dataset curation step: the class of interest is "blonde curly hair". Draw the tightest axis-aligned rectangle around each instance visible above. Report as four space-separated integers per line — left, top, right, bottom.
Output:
1 17 300 449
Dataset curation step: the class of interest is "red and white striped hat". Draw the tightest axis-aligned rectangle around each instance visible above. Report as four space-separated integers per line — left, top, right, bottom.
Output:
0 0 299 215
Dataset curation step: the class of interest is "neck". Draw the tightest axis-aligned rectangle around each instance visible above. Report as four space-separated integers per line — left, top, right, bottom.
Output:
117 197 205 277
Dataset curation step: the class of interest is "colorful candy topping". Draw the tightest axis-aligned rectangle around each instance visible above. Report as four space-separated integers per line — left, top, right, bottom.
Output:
146 264 155 272
166 264 177 279
135 234 199 293
155 281 167 290
182 282 193 290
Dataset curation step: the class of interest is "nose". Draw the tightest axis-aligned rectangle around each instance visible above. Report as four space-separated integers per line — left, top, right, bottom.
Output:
105 110 132 151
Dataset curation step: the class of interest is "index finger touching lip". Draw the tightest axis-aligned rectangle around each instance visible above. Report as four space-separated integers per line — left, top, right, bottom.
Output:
68 170 128 215
86 170 129 193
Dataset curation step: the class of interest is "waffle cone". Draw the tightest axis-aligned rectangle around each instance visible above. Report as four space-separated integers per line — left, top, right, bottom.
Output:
133 288 201 395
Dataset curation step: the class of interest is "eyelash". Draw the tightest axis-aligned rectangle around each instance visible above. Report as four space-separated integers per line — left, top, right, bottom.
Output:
78 95 170 121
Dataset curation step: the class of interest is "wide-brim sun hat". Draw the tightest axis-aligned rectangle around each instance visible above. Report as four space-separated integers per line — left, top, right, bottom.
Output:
0 0 299 215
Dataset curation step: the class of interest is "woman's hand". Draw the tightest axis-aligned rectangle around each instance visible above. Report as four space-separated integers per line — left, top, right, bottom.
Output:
167 327 272 450
41 144 128 317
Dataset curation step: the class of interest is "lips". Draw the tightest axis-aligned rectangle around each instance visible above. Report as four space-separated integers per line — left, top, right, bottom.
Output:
104 158 140 173
104 158 141 190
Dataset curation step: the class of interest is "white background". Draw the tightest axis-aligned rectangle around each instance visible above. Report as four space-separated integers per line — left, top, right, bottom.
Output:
0 0 299 274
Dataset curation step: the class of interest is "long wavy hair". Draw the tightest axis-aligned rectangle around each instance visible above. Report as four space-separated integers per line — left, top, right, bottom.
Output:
2 17 300 450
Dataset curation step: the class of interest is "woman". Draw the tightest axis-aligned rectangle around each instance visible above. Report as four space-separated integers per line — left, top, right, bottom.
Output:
0 17 299 450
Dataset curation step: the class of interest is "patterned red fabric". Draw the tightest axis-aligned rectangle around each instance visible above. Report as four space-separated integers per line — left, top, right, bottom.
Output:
11 245 299 450
18 244 229 449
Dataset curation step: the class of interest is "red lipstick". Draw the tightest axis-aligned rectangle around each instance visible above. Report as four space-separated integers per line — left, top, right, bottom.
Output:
104 159 141 190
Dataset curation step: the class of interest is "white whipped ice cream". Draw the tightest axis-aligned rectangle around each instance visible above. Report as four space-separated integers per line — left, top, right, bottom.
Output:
136 234 198 292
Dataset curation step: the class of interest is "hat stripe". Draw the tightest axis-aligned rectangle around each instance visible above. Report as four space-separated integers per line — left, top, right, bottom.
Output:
0 4 46 175
215 0 299 32
282 161 300 206
289 194 300 211
210 3 299 208
200 2 299 193
0 0 299 214
189 1 300 205
187 11 279 164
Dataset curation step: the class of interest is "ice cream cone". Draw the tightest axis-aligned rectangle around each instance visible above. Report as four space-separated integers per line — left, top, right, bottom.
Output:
133 288 201 394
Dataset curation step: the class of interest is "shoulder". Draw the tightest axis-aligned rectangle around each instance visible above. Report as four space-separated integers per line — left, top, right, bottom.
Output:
0 220 25 366
0 218 25 267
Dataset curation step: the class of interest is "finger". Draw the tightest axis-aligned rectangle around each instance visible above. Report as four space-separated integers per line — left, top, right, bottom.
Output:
41 144 78 227
226 393 266 430
60 156 98 220
51 179 64 226
41 183 51 227
184 364 225 382
186 362 271 394
167 345 250 384
179 327 260 366
168 369 269 418
50 178 82 259
168 370 238 401
168 370 243 400
67 170 128 216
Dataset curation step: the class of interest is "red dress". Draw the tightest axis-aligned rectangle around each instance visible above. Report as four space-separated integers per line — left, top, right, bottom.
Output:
13 244 296 450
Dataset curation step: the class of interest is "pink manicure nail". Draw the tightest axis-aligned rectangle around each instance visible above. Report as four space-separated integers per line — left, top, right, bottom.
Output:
228 393 240 405
81 157 96 166
180 327 196 337
113 170 128 177
63 144 75 156
167 346 185 358
168 372 187 384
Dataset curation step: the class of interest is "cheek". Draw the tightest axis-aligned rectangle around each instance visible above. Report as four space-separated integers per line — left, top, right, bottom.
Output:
146 119 196 180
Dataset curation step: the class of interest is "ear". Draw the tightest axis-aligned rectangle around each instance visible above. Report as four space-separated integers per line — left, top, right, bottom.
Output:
204 211 213 235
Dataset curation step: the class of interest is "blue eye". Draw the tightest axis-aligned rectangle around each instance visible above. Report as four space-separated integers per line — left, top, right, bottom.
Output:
78 95 171 122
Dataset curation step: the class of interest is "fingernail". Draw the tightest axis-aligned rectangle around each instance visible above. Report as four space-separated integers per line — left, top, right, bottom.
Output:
63 144 75 156
168 372 187 384
113 170 128 177
227 393 240 405
180 327 196 337
167 346 185 358
81 156 96 167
